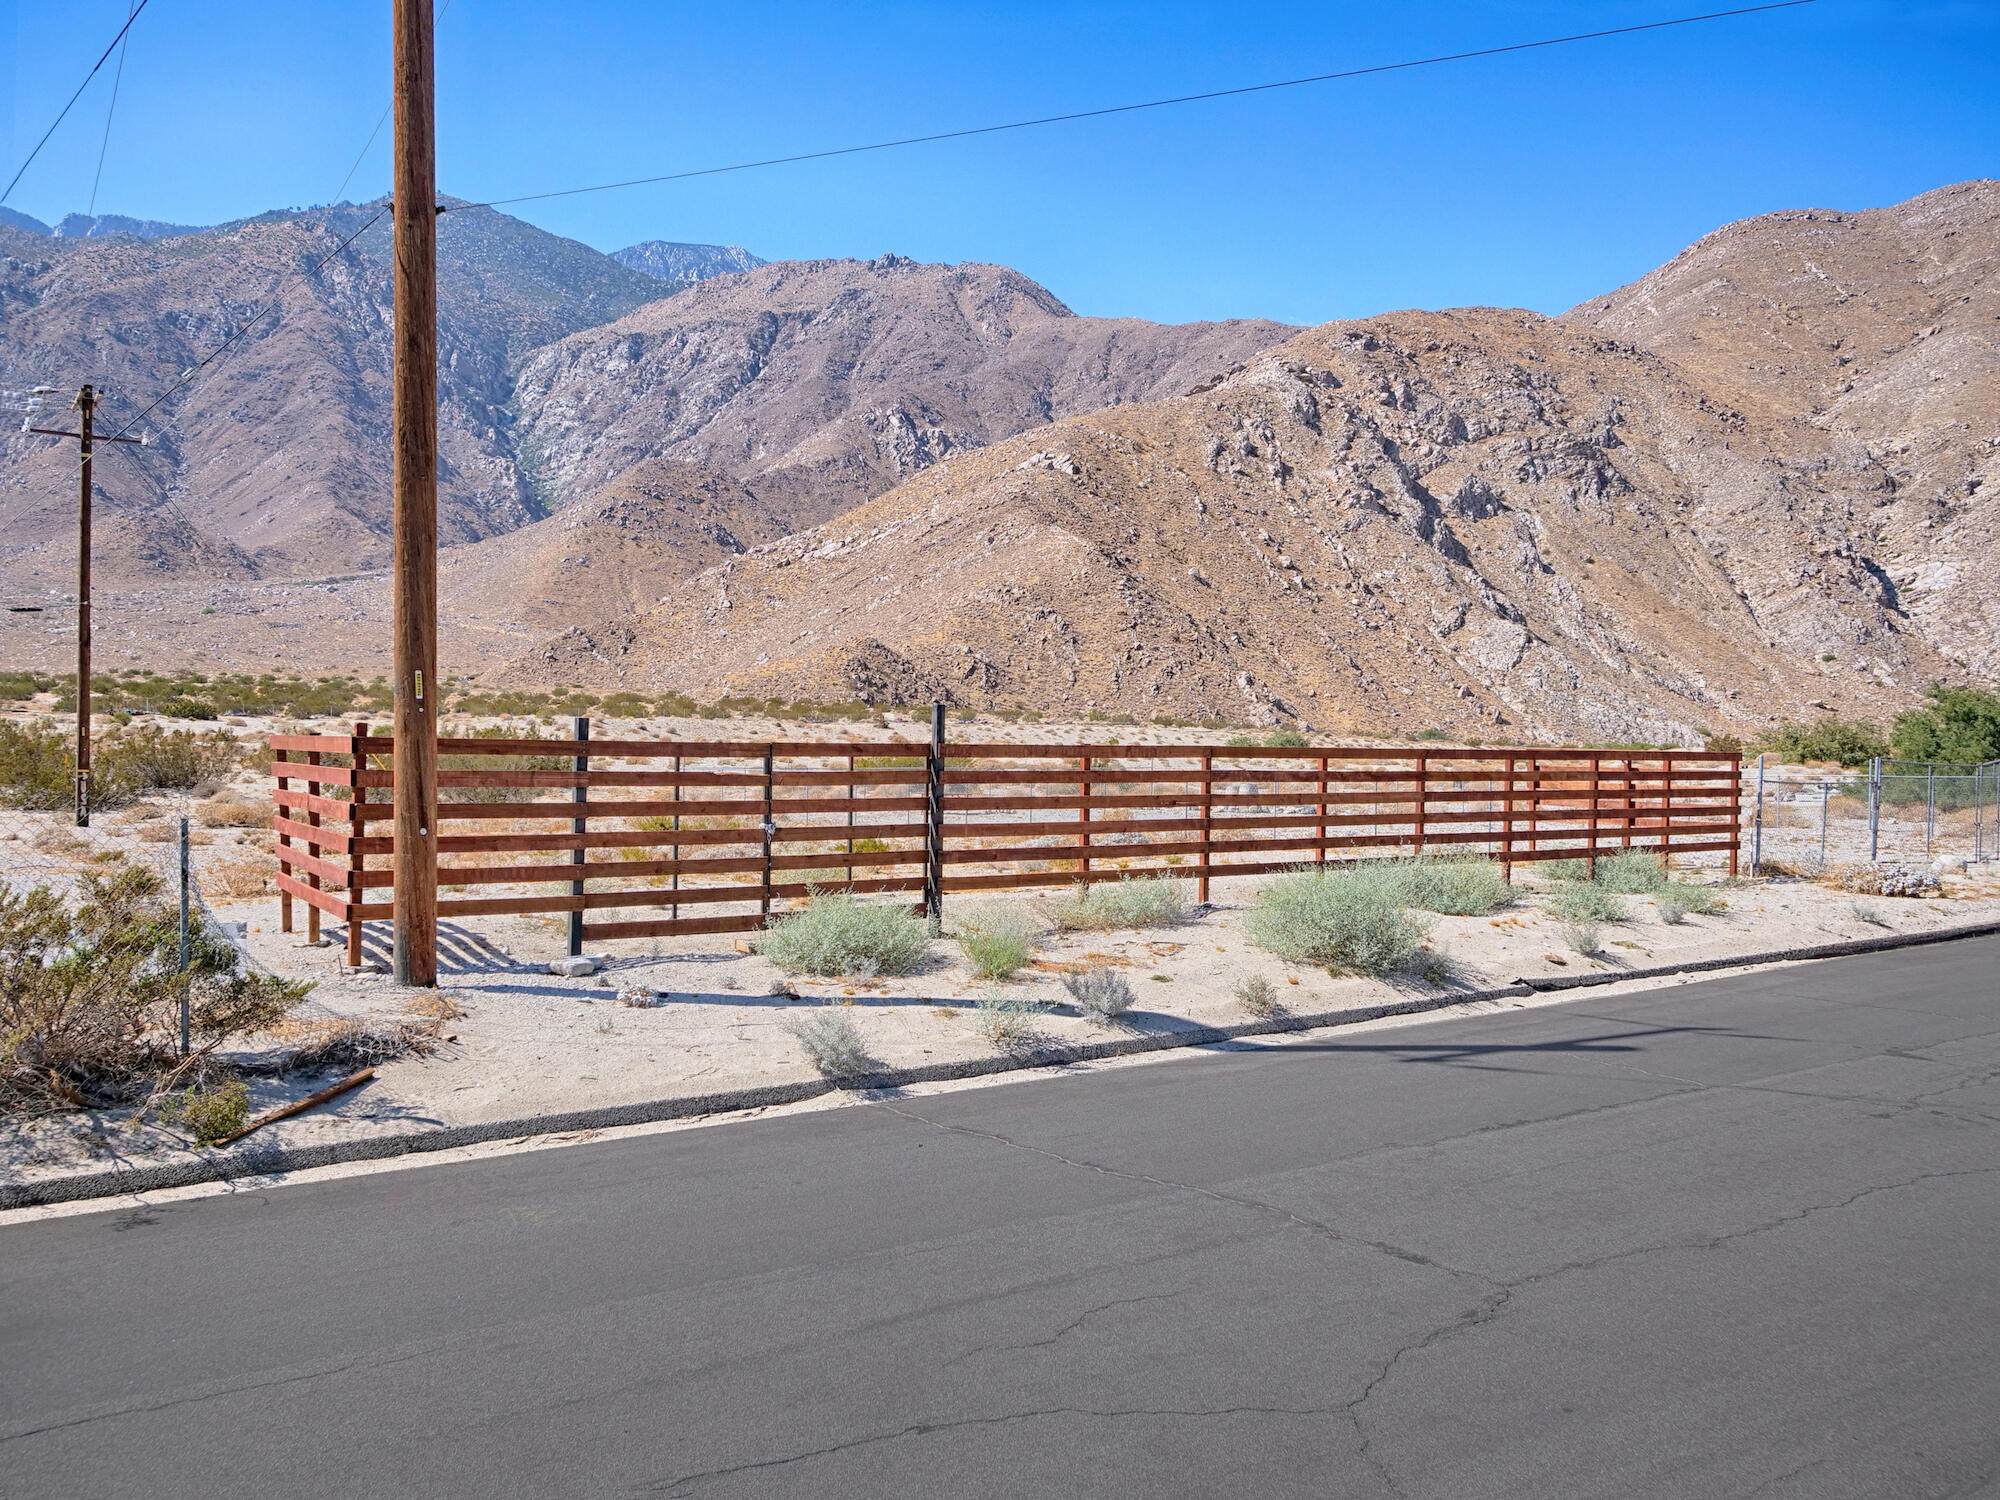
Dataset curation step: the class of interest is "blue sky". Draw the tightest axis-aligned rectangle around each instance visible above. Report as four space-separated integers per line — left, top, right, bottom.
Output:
2 2 1994 325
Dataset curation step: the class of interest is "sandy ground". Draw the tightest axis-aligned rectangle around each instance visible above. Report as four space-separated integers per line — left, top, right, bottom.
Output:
6 858 1997 1192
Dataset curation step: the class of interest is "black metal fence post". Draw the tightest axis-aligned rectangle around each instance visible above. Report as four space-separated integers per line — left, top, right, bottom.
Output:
925 702 945 929
178 814 192 1057
569 716 589 957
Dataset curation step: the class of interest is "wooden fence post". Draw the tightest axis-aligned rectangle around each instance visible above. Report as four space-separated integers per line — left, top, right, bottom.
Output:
1197 751 1213 903
845 752 856 887
347 721 368 968
1316 755 1328 865
670 752 681 921
1587 753 1601 878
306 749 322 944
760 745 775 923
1727 753 1741 877
277 748 294 934
1414 753 1428 855
569 716 588 957
925 702 945 925
1077 751 1093 880
1501 755 1517 880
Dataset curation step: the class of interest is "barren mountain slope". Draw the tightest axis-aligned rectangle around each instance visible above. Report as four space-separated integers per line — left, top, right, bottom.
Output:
1569 179 2000 677
509 255 1294 534
503 304 1965 742
0 203 661 586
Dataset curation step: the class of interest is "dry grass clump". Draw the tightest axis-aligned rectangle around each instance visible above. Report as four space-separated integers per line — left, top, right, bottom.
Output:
1245 867 1430 977
755 892 933 976
275 1016 437 1073
200 849 275 899
1544 882 1625 924
970 990 1039 1049
1063 967 1136 1020
949 903 1041 978
1560 920 1604 956
1041 877 1191 932
195 791 274 829
1235 975 1282 1017
783 1006 871 1078
0 866 311 1114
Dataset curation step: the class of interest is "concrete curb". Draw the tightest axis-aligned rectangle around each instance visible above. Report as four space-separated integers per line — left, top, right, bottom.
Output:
7 920 1997 1211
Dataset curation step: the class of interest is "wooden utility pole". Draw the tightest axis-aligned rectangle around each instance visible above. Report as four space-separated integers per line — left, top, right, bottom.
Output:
390 0 439 986
25 383 140 826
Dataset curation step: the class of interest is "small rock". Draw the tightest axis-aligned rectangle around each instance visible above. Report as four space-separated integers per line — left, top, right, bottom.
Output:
595 975 613 988
617 987 667 1008
548 955 601 977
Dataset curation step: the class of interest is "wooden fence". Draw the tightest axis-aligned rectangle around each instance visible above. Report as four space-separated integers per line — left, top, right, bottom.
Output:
270 723 1741 964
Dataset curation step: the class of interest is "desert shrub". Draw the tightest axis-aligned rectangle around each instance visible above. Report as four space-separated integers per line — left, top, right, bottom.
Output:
1245 867 1430 976
1395 854 1516 915
1655 894 1688 925
195 792 274 829
1763 715 1889 768
1544 882 1624 923
1264 727 1310 748
88 724 242 806
1891 683 2000 765
783 1007 871 1078
755 892 932 976
0 866 311 1114
158 696 219 720
1594 848 1669 894
1659 882 1724 917
0 721 72 809
163 1078 250 1145
1235 975 1281 1017
1063 967 1136 1020
1849 900 1888 927
951 903 1040 979
1541 859 1591 882
1560 921 1604 956
971 990 1037 1048
1041 877 1190 932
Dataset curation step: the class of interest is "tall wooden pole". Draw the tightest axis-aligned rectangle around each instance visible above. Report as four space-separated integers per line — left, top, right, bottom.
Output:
73 384 93 826
391 0 438 986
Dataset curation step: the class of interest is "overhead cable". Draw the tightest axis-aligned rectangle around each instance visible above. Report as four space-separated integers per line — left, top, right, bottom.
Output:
1 0 153 206
445 1 1816 214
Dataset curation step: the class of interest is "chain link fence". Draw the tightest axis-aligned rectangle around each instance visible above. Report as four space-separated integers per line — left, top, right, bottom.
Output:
1744 757 1998 875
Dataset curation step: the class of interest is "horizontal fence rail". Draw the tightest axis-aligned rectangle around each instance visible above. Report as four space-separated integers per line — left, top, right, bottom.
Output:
270 724 1742 962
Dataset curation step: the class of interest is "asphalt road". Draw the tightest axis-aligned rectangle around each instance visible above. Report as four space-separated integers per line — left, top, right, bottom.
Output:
4 938 1997 1499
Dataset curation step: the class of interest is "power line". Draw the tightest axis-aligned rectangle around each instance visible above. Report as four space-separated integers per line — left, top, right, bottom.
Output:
88 2 141 219
1 0 153 207
447 0 1815 215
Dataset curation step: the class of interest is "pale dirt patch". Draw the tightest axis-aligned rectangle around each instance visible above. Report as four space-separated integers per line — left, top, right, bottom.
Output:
5 860 1994 1195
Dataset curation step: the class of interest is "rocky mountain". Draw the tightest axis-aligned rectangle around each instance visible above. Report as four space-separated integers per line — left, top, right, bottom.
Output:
53 213 209 240
0 201 664 585
611 241 766 282
511 254 1294 535
0 208 53 236
501 182 1998 743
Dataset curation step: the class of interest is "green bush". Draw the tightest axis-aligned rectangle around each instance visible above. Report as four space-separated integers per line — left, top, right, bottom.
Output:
0 722 239 811
1245 867 1431 976
1545 883 1624 923
1395 854 1516 915
1593 848 1669 894
164 1078 250 1145
1041 877 1190 932
1 866 311 1114
755 893 933 976
1264 727 1309 748
157 696 219 721
971 990 1037 1048
1657 882 1724 918
1891 683 2000 765
1763 715 1890 768
951 903 1040 979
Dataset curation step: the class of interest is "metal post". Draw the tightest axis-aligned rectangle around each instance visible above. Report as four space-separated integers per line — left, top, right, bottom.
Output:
569 716 588 957
1926 763 1935 858
924 702 945 928
1752 754 1765 875
1819 781 1830 869
1867 756 1880 863
178 814 191 1057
